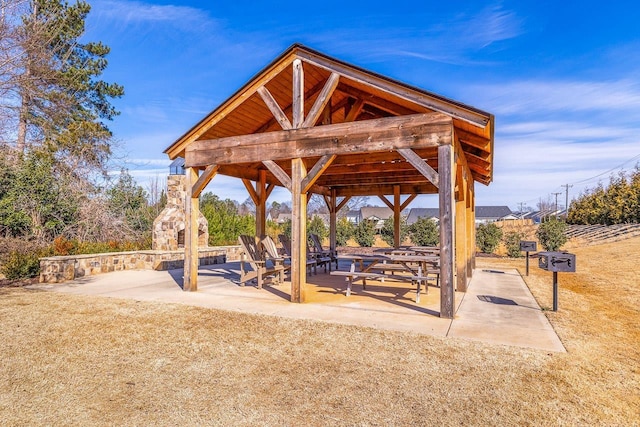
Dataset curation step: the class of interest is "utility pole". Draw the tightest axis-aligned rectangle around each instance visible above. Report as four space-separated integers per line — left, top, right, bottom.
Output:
552 192 562 219
561 184 573 218
518 202 525 217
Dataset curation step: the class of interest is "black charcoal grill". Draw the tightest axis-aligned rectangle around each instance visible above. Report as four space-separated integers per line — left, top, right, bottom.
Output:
537 251 576 311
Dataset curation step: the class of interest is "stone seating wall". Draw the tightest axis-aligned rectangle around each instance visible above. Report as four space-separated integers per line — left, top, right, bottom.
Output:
39 246 242 284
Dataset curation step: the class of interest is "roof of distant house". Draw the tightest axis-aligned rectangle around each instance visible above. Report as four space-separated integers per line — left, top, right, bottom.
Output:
360 206 393 221
475 206 512 218
406 208 440 225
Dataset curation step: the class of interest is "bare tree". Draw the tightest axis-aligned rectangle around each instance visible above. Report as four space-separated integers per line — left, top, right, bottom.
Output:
146 174 166 218
307 194 329 215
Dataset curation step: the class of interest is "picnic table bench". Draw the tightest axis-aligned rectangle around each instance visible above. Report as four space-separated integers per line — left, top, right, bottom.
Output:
333 253 440 301
330 262 385 296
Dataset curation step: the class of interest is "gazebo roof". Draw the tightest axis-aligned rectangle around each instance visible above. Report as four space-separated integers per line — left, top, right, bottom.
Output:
164 44 494 196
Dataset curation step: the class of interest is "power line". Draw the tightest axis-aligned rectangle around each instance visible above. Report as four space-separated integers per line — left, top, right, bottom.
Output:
516 152 640 210
570 152 640 185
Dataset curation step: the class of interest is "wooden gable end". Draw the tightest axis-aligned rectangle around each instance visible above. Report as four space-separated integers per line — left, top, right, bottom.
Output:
164 44 494 188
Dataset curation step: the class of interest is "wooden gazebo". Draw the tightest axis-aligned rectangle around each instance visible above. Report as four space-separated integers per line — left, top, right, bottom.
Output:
164 44 494 318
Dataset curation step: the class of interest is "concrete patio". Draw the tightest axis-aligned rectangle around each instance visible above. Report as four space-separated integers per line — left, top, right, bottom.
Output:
32 261 565 353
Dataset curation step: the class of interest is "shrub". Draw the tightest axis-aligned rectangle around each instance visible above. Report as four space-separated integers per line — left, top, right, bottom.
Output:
281 218 292 239
503 231 525 258
536 219 567 251
409 217 439 246
476 223 503 254
336 217 354 246
1 249 41 279
53 236 74 255
307 215 328 241
380 217 408 247
353 220 375 247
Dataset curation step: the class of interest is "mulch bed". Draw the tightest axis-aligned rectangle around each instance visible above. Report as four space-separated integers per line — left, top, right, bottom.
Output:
0 277 39 288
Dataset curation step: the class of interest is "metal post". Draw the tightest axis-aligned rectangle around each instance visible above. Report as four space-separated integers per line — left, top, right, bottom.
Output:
553 271 558 311
525 252 530 276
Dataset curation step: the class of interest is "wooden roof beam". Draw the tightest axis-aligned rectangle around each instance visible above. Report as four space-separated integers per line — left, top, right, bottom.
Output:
253 73 331 134
302 73 340 128
301 154 336 193
257 86 292 130
465 152 491 170
192 165 219 197
323 173 431 187
334 182 438 197
456 128 491 152
186 113 452 167
329 148 438 166
344 98 365 122
397 148 439 188
263 160 292 190
320 160 437 176
337 83 421 116
296 49 491 127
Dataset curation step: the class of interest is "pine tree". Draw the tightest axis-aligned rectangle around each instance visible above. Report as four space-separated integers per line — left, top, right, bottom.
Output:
13 0 123 170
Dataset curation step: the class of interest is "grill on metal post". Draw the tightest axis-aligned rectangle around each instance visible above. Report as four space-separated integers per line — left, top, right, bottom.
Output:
538 251 576 311
520 241 537 276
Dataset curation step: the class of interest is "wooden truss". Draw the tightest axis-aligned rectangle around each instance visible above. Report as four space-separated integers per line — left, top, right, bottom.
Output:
164 45 494 319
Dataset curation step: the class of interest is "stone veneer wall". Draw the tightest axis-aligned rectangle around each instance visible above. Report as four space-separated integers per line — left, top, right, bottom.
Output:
39 246 243 284
152 174 209 251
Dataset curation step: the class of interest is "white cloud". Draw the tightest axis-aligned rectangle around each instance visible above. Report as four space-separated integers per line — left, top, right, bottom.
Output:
445 4 523 49
91 0 214 29
480 79 640 115
298 4 522 67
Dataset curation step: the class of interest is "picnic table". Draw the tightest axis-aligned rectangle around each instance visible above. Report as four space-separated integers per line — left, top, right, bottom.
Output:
332 253 440 302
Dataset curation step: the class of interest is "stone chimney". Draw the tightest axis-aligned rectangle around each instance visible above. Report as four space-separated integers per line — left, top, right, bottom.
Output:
152 159 209 251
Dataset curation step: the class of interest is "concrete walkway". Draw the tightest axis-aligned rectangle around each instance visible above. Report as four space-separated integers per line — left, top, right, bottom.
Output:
32 262 565 353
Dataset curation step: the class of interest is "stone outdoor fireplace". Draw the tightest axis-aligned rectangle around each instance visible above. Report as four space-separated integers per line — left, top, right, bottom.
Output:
152 159 209 251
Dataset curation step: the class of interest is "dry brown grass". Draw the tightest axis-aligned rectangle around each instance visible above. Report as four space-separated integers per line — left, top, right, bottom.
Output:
1 238 639 426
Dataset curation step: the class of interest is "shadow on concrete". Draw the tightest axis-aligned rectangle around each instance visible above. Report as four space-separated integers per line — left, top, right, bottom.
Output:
313 278 440 317
167 269 184 289
481 269 521 277
477 295 517 305
262 283 292 301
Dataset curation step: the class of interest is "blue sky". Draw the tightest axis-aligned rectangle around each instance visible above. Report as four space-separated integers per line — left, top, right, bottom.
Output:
84 0 640 211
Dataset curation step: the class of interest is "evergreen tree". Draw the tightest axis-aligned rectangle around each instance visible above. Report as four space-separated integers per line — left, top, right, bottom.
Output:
476 223 502 254
409 217 439 247
536 218 567 251
335 217 354 246
380 216 407 247
106 169 151 235
307 215 328 241
13 0 123 170
200 193 255 246
353 220 375 247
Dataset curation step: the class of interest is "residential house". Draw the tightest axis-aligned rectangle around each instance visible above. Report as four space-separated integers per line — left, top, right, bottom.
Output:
359 206 393 231
406 208 440 225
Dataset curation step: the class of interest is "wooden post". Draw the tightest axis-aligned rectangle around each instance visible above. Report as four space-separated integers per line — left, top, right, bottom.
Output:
438 144 455 318
393 185 401 248
291 158 307 302
455 166 468 292
469 180 476 270
292 59 304 129
329 189 337 255
466 180 475 278
256 169 267 238
184 167 200 292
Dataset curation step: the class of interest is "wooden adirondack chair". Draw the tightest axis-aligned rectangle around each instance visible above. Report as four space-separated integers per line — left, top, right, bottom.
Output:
278 234 318 275
237 235 284 288
261 235 291 275
309 233 337 270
